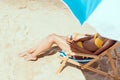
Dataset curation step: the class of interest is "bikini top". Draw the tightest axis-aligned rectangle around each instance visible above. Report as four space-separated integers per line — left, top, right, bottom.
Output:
94 33 106 48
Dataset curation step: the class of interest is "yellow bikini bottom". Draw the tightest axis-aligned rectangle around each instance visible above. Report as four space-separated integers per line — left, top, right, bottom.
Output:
77 41 83 48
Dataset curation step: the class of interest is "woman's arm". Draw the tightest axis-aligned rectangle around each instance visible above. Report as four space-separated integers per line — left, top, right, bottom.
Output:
74 35 94 42
93 40 116 55
67 33 93 42
73 33 94 41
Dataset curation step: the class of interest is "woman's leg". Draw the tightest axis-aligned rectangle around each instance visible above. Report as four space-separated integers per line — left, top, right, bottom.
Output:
19 42 43 57
23 33 71 61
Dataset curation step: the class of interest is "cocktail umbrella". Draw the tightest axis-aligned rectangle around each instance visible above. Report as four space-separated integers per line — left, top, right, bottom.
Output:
62 0 120 41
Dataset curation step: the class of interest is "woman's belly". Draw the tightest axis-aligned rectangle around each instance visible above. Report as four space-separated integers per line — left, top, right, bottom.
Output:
82 39 98 52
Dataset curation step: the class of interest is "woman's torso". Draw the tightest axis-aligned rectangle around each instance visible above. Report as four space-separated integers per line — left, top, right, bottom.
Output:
82 38 98 52
82 36 106 52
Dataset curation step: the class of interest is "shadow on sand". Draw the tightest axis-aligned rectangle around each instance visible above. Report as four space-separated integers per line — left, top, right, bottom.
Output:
38 46 120 80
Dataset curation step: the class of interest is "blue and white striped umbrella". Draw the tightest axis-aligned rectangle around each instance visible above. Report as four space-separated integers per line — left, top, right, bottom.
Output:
62 0 120 41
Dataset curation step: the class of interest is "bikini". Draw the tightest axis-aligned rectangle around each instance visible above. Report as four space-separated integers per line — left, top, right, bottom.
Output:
77 33 105 48
94 33 105 48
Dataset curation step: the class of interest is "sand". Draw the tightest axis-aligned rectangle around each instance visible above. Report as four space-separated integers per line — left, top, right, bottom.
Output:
0 0 119 80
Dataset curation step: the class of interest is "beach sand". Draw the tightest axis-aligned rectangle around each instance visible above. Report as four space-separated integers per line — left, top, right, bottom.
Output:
0 0 119 80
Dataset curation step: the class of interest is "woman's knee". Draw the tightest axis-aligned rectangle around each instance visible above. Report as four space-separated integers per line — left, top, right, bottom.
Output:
48 33 57 38
47 33 57 41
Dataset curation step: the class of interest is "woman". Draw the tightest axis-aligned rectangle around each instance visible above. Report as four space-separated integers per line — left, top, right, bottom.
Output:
19 33 116 61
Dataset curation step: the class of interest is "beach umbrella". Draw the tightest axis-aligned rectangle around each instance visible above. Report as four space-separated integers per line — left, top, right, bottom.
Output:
62 0 120 41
